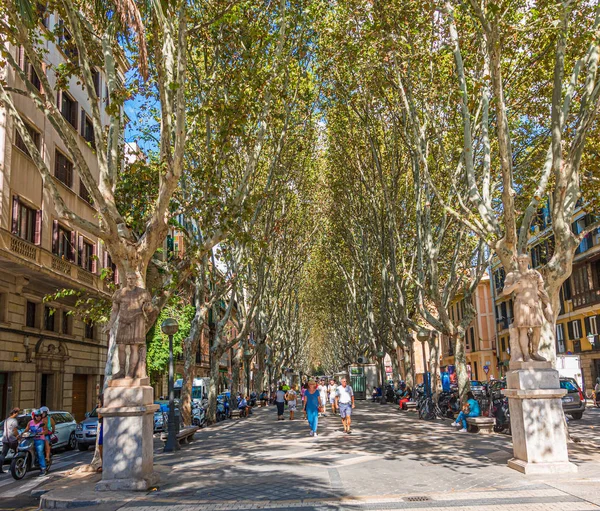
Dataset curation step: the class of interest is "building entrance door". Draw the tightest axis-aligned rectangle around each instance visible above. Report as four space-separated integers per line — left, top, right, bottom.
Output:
72 375 88 421
0 373 8 417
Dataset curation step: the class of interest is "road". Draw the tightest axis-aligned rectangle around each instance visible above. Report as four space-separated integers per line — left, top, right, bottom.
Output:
0 446 93 509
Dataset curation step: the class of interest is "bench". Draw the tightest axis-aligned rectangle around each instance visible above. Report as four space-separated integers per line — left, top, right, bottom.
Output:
230 409 241 419
466 417 495 435
161 426 198 446
404 402 418 412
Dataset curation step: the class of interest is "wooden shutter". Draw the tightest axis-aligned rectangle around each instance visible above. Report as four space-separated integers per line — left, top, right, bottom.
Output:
584 316 590 336
575 319 583 338
77 235 83 267
567 321 574 340
80 108 85 135
71 100 78 128
69 230 76 262
52 220 58 254
91 243 97 273
11 196 19 234
34 210 42 245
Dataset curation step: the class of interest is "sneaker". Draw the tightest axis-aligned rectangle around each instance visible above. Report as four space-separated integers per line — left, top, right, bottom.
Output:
451 422 460 427
458 428 468 433
309 430 314 436
313 432 318 437
38 470 46 477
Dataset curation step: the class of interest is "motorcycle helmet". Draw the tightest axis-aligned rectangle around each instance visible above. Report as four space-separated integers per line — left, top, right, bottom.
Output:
40 406 50 415
32 409 42 418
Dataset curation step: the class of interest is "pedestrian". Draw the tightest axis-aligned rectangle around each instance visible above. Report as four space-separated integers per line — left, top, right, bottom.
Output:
594 377 600 407
97 394 104 473
21 410 47 475
452 391 480 432
328 379 338 415
275 384 286 420
303 380 322 437
335 378 355 434
40 406 55 468
318 379 328 417
0 407 20 474
285 385 298 420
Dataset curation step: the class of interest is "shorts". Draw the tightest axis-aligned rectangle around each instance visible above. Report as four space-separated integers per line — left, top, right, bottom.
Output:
339 403 352 418
288 402 297 412
329 396 336 404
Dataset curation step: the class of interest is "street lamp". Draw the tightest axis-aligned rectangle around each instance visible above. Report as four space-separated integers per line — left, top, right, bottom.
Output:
161 318 179 453
376 350 387 404
244 348 252 396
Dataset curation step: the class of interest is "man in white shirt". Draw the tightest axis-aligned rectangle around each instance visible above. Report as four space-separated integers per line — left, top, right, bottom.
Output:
335 378 355 434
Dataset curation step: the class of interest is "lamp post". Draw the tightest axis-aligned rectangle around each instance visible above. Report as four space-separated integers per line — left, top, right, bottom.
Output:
417 328 431 398
161 318 179 453
244 349 252 396
376 350 386 404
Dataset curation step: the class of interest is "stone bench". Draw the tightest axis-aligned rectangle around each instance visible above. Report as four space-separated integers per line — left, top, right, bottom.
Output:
466 417 495 434
230 409 242 419
162 426 198 446
404 402 418 412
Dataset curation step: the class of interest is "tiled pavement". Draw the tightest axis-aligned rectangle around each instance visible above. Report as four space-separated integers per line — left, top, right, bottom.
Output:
38 403 600 510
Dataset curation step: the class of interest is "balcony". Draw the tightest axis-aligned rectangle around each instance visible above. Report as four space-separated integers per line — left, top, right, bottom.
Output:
0 229 107 295
572 288 600 310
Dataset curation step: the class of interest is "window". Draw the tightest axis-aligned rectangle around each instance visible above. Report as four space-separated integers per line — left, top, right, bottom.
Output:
84 322 94 340
585 315 598 336
44 306 55 331
568 319 582 340
26 301 37 328
81 114 95 149
79 237 94 272
52 221 74 261
500 337 506 353
18 47 42 91
59 92 78 129
14 122 41 158
91 69 101 96
55 150 73 187
494 268 505 291
556 324 565 354
11 197 41 244
62 310 70 335
37 2 49 27
57 20 78 60
79 180 91 204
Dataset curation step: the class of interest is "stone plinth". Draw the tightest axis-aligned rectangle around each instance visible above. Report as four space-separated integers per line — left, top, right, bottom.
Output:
502 364 577 475
96 378 159 491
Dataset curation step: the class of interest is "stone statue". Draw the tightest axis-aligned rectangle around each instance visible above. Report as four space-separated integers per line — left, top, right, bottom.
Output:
502 253 553 362
104 273 155 379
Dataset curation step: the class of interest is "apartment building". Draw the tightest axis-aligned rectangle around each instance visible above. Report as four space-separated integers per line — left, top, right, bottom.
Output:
440 273 498 381
0 11 119 419
492 203 600 388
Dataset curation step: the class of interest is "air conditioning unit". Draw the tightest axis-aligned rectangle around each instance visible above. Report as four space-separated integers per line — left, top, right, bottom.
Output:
357 356 368 364
565 300 573 313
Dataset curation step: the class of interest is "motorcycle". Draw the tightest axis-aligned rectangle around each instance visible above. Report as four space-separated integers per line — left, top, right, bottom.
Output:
437 391 460 419
385 385 396 403
192 403 207 428
490 397 511 433
10 433 49 480
249 392 258 407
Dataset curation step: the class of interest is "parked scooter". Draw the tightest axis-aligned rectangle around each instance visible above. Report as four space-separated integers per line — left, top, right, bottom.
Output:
437 391 459 419
192 403 207 428
490 397 511 433
10 432 47 480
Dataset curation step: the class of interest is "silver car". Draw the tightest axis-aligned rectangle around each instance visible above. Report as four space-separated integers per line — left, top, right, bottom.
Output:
75 408 99 451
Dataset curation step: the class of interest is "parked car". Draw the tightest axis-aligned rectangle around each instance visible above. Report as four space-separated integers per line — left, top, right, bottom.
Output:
560 377 586 420
75 408 98 451
470 380 487 395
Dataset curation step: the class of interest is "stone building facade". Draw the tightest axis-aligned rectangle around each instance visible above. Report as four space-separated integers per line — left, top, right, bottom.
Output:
0 11 117 420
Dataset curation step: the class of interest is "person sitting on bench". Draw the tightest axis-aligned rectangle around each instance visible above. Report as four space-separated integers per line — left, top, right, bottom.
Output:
452 391 480 433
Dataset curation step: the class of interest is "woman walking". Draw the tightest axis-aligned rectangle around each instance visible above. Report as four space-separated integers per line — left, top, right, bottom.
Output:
303 380 322 437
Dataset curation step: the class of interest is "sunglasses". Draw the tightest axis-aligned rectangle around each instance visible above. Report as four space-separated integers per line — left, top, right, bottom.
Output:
34 414 42 418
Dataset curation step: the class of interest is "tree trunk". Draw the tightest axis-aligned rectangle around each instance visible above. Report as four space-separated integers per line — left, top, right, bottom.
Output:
207 350 221 424
391 349 401 383
180 338 195 426
403 344 414 387
453 334 470 402
428 337 441 396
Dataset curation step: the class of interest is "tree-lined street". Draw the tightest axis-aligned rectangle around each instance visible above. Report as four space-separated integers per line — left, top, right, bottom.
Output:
2 403 594 511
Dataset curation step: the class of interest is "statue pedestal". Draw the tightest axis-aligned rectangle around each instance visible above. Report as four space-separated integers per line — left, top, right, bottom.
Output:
96 378 159 491
503 364 577 475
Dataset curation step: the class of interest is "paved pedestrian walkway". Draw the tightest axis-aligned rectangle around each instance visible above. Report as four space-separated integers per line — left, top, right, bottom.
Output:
38 403 600 510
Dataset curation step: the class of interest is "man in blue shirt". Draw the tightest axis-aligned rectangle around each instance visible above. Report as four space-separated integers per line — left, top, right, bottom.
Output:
452 391 480 432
